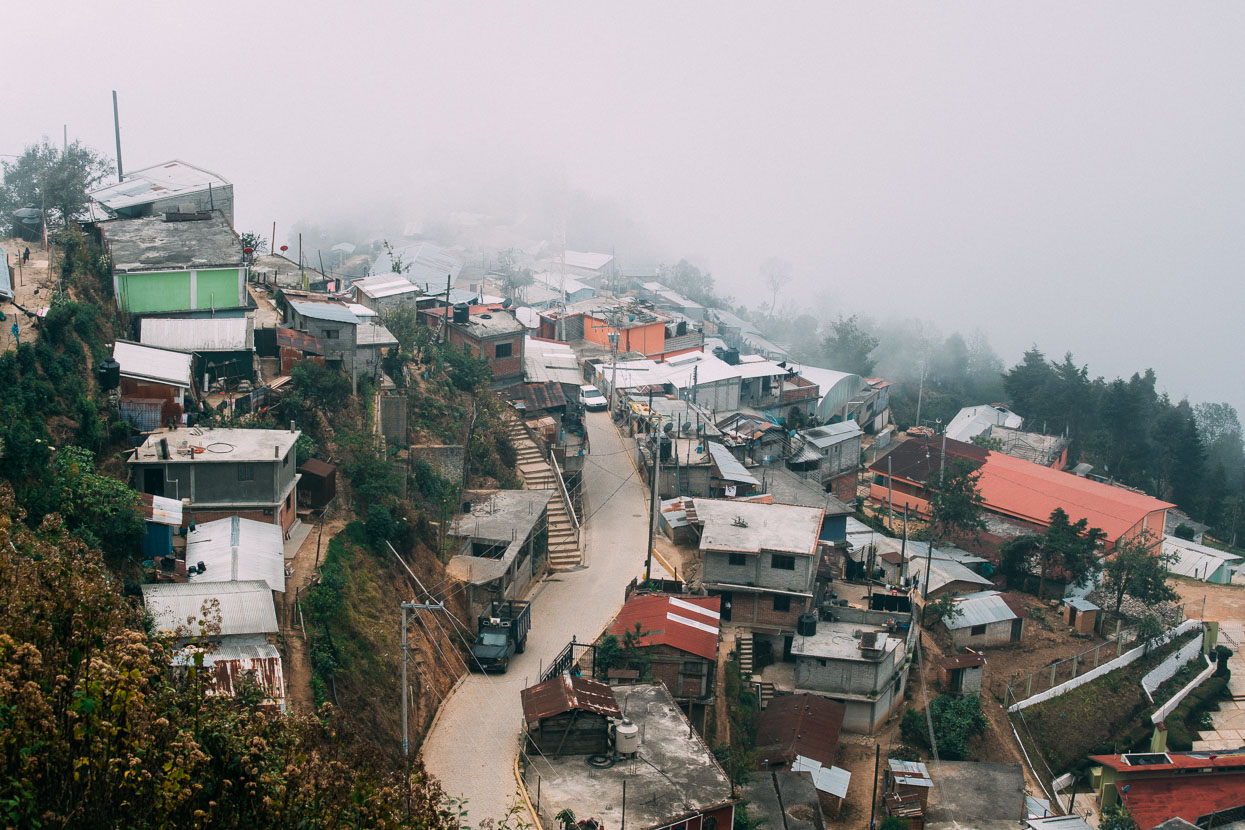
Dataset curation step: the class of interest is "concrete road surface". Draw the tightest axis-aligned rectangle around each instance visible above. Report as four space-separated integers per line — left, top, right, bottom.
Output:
421 411 660 823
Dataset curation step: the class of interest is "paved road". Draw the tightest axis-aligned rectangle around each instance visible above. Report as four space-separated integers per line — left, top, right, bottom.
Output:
421 411 660 823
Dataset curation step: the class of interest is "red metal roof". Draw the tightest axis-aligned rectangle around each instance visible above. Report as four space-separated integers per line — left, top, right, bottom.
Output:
520 675 621 723
1118 771 1245 830
977 452 1174 542
609 595 721 660
754 693 846 769
1090 750 1245 773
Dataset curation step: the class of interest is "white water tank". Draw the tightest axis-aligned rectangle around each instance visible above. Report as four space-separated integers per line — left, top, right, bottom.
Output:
615 720 640 756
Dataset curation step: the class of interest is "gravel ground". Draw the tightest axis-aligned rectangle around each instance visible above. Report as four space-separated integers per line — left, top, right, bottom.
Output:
420 411 656 824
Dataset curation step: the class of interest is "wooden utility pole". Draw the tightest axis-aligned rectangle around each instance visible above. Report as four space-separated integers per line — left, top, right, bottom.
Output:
868 743 880 830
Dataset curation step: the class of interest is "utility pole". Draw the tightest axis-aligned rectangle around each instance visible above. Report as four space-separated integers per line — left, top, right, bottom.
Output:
887 455 894 534
868 743 880 830
645 391 660 582
400 595 446 759
442 273 452 344
938 419 946 487
112 90 124 181
900 504 909 586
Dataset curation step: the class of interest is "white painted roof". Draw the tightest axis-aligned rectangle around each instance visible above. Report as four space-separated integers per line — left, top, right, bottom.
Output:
945 404 1023 443
91 160 230 211
531 270 593 296
523 337 582 385
113 340 193 388
142 580 277 636
706 441 761 486
1163 535 1242 580
140 317 253 351
186 516 286 592
354 273 422 299
147 495 184 527
560 250 614 271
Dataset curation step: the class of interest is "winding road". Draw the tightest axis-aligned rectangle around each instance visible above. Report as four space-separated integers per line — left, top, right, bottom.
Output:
420 411 665 823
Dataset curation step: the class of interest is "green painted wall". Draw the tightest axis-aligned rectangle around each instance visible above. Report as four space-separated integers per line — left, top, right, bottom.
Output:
116 268 244 314
196 269 242 311
119 270 192 314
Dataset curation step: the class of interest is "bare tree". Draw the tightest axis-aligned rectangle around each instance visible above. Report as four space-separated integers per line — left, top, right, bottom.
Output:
760 257 792 321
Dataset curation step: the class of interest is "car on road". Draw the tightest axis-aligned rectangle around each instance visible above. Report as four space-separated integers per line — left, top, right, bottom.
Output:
579 385 608 411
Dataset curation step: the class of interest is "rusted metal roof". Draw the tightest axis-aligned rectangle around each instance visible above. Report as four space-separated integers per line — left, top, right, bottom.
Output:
521 674 620 723
298 458 336 478
755 693 846 769
941 652 986 670
141 492 185 527
519 381 567 412
275 326 322 354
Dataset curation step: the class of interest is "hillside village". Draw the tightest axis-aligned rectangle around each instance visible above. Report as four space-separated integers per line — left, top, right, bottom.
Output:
1 153 1244 830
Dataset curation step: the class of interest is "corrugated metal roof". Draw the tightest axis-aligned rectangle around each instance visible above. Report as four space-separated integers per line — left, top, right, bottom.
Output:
90 160 230 210
1163 535 1242 580
887 759 932 787
113 340 193 388
275 326 321 353
610 595 721 660
356 321 398 346
755 694 845 769
140 316 253 351
289 300 359 324
1064 597 1099 612
0 252 11 300
801 421 863 448
355 274 421 299
706 442 761 486
790 756 851 799
559 250 613 271
142 580 278 636
141 493 184 526
1027 817 1092 830
521 675 621 723
944 590 1025 630
185 516 285 592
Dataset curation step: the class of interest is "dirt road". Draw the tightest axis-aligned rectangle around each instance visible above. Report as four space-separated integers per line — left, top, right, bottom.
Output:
1 239 53 352
282 516 347 714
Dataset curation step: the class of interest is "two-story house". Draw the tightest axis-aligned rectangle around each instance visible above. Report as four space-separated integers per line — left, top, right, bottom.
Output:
284 300 397 381
791 606 916 733
129 427 302 533
694 499 826 659
791 422 863 503
421 304 525 389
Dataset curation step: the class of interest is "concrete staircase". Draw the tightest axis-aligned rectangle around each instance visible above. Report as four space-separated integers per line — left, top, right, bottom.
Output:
505 415 581 571
736 632 754 675
756 680 776 709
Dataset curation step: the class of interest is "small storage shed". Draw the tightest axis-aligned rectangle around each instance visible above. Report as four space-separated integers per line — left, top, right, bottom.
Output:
521 675 621 757
1061 597 1099 635
297 458 337 509
940 651 985 695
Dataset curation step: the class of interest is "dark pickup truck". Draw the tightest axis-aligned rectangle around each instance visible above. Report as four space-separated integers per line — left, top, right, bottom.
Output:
470 600 531 672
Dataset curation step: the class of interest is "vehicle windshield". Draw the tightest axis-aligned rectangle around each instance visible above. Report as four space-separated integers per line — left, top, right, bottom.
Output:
479 632 508 646
584 390 604 399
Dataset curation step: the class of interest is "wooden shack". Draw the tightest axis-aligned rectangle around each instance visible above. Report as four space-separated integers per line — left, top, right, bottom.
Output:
297 459 337 509
521 675 621 757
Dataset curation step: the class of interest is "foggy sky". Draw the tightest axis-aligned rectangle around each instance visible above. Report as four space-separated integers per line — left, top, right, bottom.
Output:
7 3 1243 412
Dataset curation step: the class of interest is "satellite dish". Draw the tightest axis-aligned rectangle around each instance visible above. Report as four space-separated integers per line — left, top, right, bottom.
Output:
502 298 513 308
12 208 42 219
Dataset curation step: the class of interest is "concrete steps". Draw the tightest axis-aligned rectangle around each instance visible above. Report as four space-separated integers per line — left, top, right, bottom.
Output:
505 412 581 571
756 680 776 709
736 632 754 675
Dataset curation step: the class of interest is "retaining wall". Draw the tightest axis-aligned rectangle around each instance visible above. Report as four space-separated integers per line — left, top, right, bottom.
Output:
1142 635 1206 701
1008 619 1202 712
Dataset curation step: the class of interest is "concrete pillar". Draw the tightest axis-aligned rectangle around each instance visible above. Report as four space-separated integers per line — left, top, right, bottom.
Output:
1150 723 1168 753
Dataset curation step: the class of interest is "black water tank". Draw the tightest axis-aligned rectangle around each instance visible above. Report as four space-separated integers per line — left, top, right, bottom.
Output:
658 434 672 462
723 348 740 365
97 357 121 391
453 303 470 324
797 612 818 637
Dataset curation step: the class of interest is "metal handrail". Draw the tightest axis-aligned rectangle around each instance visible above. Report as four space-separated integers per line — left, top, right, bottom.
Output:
549 454 580 531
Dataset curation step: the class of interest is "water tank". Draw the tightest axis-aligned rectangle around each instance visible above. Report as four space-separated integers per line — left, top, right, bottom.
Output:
798 612 818 637
96 358 121 391
453 303 471 324
615 720 640 756
723 348 741 365
658 434 672 462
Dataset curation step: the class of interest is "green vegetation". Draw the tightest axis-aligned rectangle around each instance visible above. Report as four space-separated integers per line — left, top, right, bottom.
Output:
1098 805 1136 830
919 458 986 551
1000 508 1106 599
926 592 964 627
594 623 654 679
1102 531 1178 613
1161 648 1232 751
713 659 758 786
899 694 987 760
0 483 455 828
0 138 113 234
821 314 879 377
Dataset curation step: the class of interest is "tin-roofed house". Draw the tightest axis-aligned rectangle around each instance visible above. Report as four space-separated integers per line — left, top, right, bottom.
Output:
184 516 285 595
100 211 248 316
89 160 234 223
284 300 397 381
140 316 256 388
755 693 846 772
521 675 621 756
789 422 863 504
940 591 1026 648
353 273 423 315
607 594 721 701
142 580 278 639
113 340 194 430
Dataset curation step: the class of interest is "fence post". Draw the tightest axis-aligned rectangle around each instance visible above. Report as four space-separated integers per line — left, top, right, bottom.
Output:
1051 663 1057 688
1070 656 1078 679
1094 644 1102 667
1026 674 1032 697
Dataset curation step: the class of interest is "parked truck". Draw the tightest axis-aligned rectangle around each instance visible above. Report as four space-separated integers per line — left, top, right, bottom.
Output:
470 600 531 672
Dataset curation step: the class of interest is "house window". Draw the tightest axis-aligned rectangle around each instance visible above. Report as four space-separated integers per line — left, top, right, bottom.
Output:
773 595 791 612
771 554 795 571
323 328 339 339
681 661 703 674
237 464 255 481
728 552 747 567
495 341 513 358
970 624 987 636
